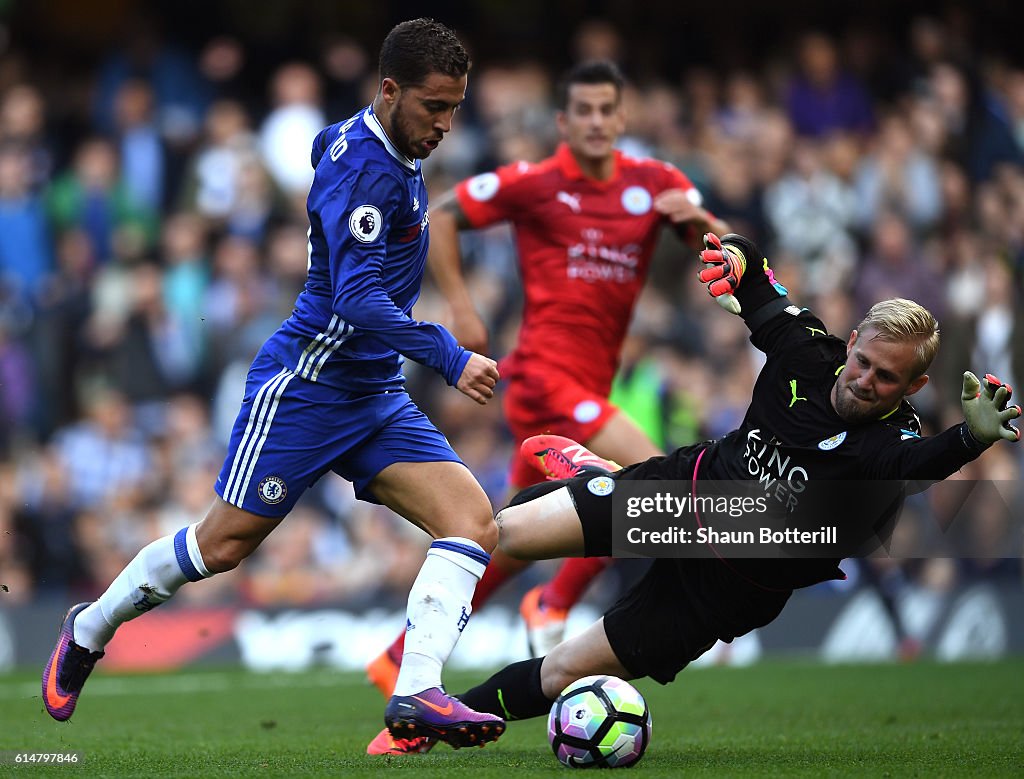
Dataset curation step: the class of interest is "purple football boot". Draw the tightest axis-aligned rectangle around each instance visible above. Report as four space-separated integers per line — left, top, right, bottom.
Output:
385 687 505 749
42 603 104 721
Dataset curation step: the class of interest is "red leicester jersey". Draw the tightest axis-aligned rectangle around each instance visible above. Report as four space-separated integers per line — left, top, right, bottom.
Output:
455 142 702 394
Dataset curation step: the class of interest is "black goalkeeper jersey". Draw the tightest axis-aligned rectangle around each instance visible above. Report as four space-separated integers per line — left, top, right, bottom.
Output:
688 236 988 588
702 304 981 492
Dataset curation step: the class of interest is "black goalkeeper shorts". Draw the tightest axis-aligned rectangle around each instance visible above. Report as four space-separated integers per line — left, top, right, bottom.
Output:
564 442 708 557
601 557 791 684
561 443 792 684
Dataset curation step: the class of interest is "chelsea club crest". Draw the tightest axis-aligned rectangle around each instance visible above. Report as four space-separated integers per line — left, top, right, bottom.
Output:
258 475 288 504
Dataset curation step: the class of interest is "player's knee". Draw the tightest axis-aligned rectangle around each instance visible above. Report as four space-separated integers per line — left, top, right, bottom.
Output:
473 514 499 553
448 500 498 553
496 505 531 559
198 537 252 574
196 500 276 573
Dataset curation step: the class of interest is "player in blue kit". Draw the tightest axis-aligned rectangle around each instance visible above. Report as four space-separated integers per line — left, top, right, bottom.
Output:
42 18 505 749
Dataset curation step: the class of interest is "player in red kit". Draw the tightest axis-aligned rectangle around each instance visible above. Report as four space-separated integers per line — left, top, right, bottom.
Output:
365 60 727 725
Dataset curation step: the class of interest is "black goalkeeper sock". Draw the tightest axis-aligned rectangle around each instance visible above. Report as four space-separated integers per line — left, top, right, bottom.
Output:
457 657 553 721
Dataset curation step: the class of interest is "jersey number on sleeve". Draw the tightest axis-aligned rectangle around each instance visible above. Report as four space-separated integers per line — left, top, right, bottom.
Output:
329 115 360 161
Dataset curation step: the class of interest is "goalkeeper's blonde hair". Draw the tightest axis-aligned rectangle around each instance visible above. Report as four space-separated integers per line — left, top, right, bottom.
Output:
857 298 940 378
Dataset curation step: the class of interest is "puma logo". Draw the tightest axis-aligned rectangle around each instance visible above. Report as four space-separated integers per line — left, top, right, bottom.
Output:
556 191 582 213
789 379 807 407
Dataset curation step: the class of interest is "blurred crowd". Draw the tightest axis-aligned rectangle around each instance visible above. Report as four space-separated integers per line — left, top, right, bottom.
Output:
0 11 1021 613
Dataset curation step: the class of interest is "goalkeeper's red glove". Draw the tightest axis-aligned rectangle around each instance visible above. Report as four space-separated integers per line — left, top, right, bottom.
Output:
698 233 747 314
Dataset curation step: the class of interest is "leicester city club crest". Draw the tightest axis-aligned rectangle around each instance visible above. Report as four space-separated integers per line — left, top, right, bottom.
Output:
467 172 500 201
621 186 652 215
587 476 615 496
817 432 847 451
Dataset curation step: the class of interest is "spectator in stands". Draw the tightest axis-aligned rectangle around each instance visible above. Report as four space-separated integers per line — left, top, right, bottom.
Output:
785 31 874 138
853 211 946 320
47 137 158 263
259 62 325 203
52 384 151 511
112 79 167 212
106 261 202 420
764 137 858 294
92 12 210 144
160 212 210 369
928 61 1024 183
182 99 263 225
0 142 52 303
0 84 52 191
854 111 943 233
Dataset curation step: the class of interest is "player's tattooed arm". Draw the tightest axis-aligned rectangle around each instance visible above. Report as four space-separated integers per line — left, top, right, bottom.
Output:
432 188 474 230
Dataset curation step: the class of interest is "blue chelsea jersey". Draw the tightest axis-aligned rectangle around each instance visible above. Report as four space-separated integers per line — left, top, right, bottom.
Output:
262 106 469 393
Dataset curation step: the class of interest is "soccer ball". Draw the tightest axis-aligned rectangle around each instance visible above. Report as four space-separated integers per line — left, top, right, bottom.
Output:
547 675 652 768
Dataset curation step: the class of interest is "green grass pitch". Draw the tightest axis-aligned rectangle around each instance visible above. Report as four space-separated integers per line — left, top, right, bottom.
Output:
2 660 1022 776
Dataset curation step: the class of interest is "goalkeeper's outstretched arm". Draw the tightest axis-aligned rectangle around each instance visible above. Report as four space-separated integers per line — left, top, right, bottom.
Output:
697 232 795 332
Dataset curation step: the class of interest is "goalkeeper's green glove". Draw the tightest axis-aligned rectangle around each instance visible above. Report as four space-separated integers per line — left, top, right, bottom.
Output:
961 371 1021 445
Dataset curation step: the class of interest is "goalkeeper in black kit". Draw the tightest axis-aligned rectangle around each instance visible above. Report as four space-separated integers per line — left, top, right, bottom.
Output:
374 233 1021 754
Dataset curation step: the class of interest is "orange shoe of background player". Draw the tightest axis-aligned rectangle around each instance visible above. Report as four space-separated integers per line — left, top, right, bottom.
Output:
366 727 436 755
366 646 401 699
519 584 569 658
520 434 620 481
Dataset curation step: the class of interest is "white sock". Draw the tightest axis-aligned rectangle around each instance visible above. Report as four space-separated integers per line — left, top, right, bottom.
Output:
392 537 489 697
73 524 211 652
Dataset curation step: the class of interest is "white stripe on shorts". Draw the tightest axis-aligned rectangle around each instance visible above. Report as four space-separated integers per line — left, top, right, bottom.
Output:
230 368 294 501
224 368 295 506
